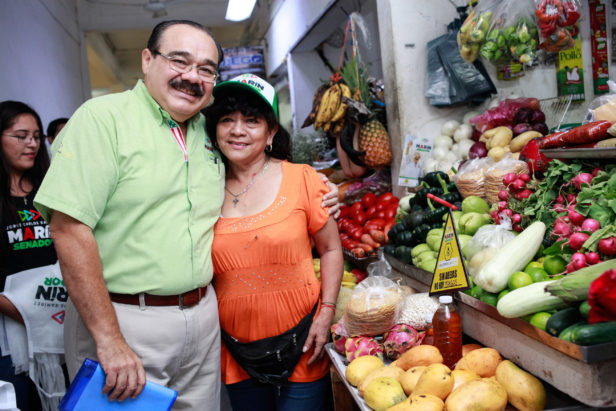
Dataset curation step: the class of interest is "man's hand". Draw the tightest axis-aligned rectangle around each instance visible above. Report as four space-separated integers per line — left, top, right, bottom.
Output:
99 337 146 401
318 173 340 219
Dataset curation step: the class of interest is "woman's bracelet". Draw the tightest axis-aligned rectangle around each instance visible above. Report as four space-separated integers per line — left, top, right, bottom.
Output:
321 301 336 311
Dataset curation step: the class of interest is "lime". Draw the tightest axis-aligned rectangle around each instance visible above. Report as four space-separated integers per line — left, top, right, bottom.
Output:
542 255 567 276
497 289 510 301
524 261 543 271
529 312 552 331
480 292 499 306
527 267 550 282
508 271 533 290
470 285 485 299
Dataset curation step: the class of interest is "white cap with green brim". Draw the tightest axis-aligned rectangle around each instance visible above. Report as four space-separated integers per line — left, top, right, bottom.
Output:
213 74 279 118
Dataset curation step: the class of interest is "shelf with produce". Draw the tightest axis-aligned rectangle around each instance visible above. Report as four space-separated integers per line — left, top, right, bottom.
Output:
383 252 616 407
540 147 616 159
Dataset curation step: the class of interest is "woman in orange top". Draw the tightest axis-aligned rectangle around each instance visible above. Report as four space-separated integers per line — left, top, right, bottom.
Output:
204 74 343 410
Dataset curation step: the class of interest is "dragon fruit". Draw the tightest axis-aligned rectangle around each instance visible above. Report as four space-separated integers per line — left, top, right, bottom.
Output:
382 323 422 360
344 336 383 362
330 323 348 355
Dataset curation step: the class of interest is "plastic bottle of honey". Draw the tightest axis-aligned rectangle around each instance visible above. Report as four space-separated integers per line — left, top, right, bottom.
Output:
422 313 434 346
432 295 462 368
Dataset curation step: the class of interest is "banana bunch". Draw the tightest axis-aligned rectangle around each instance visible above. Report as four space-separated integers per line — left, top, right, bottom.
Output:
302 82 352 137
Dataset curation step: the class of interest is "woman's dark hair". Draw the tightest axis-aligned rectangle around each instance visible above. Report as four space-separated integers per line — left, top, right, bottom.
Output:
203 88 292 162
147 20 224 65
0 101 50 257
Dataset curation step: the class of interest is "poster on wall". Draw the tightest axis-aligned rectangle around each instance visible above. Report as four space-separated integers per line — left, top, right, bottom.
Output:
218 46 266 82
589 0 609 94
556 23 585 101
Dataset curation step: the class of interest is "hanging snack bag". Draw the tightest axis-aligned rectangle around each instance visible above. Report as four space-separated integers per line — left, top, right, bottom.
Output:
457 0 500 63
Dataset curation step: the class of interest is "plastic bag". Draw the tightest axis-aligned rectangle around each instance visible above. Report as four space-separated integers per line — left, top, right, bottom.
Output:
535 0 581 52
585 80 616 123
344 276 404 336
484 156 530 203
453 157 494 199
426 20 497 107
396 292 439 330
341 168 392 204
457 0 500 63
481 0 540 65
470 97 542 133
367 249 392 278
464 215 516 261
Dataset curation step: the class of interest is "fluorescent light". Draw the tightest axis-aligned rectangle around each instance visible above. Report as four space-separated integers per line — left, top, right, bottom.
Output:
225 0 257 22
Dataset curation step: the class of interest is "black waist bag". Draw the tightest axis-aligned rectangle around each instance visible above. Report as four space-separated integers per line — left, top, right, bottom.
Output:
220 302 318 386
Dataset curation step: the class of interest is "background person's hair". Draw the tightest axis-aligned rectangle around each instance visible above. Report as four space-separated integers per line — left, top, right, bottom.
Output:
203 89 292 162
46 117 68 138
147 20 224 66
0 100 50 259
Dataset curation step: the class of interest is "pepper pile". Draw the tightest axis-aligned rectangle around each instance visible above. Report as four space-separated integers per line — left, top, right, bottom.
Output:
535 0 581 52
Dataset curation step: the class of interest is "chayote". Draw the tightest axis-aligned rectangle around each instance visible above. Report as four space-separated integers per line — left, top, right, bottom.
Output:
461 196 490 214
459 212 491 236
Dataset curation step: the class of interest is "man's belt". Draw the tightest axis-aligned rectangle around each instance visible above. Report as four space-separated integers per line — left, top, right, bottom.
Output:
108 286 208 309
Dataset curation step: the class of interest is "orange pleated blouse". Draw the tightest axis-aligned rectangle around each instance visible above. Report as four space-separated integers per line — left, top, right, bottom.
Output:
212 161 331 385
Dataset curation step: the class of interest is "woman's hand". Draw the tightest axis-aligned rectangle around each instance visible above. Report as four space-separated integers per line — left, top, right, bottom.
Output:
304 305 335 365
318 173 340 218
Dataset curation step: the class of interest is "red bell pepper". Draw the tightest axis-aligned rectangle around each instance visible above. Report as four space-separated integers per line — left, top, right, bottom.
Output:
588 269 616 324
536 0 563 24
559 0 580 27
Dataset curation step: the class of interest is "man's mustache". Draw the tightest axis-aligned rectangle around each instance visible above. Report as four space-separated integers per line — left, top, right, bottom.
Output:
169 78 204 97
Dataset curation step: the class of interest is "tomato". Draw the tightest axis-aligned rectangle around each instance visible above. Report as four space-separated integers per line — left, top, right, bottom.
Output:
350 201 363 214
376 210 386 219
353 210 367 226
377 192 395 204
384 204 398 221
365 205 378 220
348 226 364 241
361 192 377 209
364 218 386 230
339 204 349 218
375 202 387 211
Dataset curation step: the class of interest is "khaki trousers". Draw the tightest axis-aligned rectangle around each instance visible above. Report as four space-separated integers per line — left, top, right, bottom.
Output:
64 286 221 410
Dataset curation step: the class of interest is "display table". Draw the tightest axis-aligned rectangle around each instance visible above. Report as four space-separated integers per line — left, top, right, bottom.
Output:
383 253 616 408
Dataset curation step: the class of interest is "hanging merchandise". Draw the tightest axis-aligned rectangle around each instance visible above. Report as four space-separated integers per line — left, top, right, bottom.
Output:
589 0 609 95
556 22 584 101
457 0 500 63
481 0 540 66
425 21 497 107
535 0 581 52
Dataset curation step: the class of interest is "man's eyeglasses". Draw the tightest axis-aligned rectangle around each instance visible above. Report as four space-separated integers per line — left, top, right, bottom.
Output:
151 50 219 83
3 133 42 143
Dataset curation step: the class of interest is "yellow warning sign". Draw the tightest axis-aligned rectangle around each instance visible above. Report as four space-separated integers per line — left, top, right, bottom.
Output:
429 209 470 296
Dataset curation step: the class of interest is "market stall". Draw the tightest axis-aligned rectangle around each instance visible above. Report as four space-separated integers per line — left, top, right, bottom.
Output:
295 0 616 410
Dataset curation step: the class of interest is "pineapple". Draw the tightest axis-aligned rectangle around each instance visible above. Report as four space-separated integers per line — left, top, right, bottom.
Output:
359 119 392 168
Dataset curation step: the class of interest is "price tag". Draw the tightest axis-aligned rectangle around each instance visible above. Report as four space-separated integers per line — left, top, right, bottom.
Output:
429 209 470 296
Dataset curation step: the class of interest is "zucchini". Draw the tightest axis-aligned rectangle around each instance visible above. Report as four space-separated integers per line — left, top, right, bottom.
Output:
473 221 546 293
570 321 616 345
496 280 567 318
559 322 586 342
545 307 582 337
579 300 591 319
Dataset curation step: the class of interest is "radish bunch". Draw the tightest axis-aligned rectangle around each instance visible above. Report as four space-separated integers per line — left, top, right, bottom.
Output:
498 172 533 202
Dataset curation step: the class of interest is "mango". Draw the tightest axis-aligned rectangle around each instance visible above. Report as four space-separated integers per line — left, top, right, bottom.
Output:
396 344 443 371
445 377 507 411
451 369 480 391
495 360 546 411
399 366 427 395
454 347 501 377
345 355 384 387
364 377 407 411
359 365 405 397
412 363 453 400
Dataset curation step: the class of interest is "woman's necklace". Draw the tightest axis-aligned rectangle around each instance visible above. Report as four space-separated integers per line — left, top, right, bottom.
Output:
225 158 271 207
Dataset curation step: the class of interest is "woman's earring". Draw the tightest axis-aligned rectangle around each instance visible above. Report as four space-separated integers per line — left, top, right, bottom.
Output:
266 144 273 152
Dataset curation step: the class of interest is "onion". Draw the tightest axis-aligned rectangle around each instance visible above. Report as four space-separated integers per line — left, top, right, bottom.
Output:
468 141 488 159
422 158 439 173
441 120 461 137
453 124 473 142
434 135 454 149
457 139 474 159
463 110 481 124
432 146 448 160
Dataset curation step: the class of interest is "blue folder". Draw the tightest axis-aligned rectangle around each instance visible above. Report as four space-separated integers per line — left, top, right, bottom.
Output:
58 358 177 410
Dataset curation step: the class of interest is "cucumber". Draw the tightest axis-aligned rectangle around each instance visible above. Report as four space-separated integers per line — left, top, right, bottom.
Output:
579 300 591 319
545 307 582 337
558 322 586 342
570 321 616 346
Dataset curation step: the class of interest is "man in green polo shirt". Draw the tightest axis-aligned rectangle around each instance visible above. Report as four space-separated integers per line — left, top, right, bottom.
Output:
35 20 228 409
